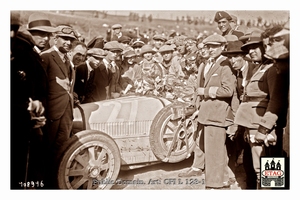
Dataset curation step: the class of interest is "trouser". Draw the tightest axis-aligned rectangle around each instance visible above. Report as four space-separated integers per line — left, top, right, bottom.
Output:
243 141 257 189
191 124 205 170
202 124 228 188
44 103 73 188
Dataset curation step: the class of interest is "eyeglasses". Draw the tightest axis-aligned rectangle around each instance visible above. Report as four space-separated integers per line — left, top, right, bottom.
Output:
60 27 75 35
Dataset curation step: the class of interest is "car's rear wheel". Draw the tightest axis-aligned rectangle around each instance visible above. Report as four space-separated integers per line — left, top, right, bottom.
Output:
149 102 197 163
57 130 121 190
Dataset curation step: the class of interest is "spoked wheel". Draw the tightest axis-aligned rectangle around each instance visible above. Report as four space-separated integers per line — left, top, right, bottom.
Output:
149 102 197 163
57 130 121 190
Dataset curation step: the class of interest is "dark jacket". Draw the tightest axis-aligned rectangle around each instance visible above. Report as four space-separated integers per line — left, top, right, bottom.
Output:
78 61 112 103
11 31 48 129
40 47 75 120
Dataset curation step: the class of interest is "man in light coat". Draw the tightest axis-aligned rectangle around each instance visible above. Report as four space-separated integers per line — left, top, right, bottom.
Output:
194 34 236 189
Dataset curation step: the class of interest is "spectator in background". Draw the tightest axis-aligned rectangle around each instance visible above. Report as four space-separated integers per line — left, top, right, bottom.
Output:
118 35 133 51
103 41 124 98
107 23 123 41
10 11 54 189
229 14 247 33
68 40 87 68
119 49 136 94
74 48 106 103
158 44 176 76
87 35 105 49
131 37 146 64
133 44 163 95
214 11 244 39
106 23 136 42
152 34 167 63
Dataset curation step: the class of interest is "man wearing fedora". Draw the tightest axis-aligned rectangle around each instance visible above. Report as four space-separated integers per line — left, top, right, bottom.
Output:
234 31 288 189
193 34 236 189
74 48 106 104
40 24 77 188
221 39 258 189
10 12 56 189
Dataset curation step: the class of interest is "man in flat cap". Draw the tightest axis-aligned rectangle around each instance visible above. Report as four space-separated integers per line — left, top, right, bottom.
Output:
74 48 107 103
11 11 55 189
214 11 244 39
158 44 176 76
106 23 136 43
193 34 237 189
152 34 167 63
103 41 125 99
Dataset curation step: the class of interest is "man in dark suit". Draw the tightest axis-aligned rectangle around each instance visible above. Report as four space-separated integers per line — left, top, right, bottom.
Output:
74 48 107 103
221 39 258 189
10 12 55 189
194 34 236 189
40 25 77 188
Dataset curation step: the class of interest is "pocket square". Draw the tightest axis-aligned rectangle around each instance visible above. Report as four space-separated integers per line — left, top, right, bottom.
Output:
81 79 85 83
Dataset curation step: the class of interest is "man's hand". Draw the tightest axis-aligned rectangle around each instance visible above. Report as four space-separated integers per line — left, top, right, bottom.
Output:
254 131 277 147
28 98 44 116
28 98 46 128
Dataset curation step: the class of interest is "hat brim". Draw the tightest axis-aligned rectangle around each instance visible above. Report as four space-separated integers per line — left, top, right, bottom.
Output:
89 54 106 58
241 41 262 51
273 29 290 37
28 26 57 33
204 41 225 45
141 50 156 55
153 37 167 42
124 54 136 58
132 42 145 47
222 50 247 56
104 48 123 52
56 33 77 39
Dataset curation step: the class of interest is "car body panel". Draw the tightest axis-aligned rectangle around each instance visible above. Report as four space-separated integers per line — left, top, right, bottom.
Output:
73 95 172 166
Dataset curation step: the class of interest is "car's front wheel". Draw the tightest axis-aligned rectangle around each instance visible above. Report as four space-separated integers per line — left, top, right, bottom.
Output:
149 102 197 163
57 130 121 189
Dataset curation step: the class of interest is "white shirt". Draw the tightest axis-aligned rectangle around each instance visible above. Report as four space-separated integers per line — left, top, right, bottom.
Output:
86 61 94 80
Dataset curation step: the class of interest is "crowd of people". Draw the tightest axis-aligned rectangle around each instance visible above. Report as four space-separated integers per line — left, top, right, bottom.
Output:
10 10 289 190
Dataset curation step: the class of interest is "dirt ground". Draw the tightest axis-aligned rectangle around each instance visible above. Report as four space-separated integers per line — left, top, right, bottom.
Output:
111 155 247 190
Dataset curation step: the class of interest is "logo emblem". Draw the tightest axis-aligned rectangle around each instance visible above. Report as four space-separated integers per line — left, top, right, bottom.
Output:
261 157 285 188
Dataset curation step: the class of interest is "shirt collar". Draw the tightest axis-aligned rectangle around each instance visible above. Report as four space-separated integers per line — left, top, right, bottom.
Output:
86 60 93 72
240 61 248 72
53 45 66 61
33 46 41 55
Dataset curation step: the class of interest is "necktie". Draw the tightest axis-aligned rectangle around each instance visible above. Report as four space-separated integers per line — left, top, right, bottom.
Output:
203 58 214 77
85 69 95 100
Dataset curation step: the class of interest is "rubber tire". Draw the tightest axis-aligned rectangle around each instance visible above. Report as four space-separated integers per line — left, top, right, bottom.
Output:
57 130 121 190
149 102 197 163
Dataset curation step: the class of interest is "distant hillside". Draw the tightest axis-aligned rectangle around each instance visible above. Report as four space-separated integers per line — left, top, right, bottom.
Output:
16 10 221 42
15 10 288 43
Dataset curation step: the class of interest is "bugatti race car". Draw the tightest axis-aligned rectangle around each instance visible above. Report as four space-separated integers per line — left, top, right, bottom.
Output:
57 95 198 189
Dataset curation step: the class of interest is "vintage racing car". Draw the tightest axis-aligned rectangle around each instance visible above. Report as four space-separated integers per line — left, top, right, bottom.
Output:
57 95 198 189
